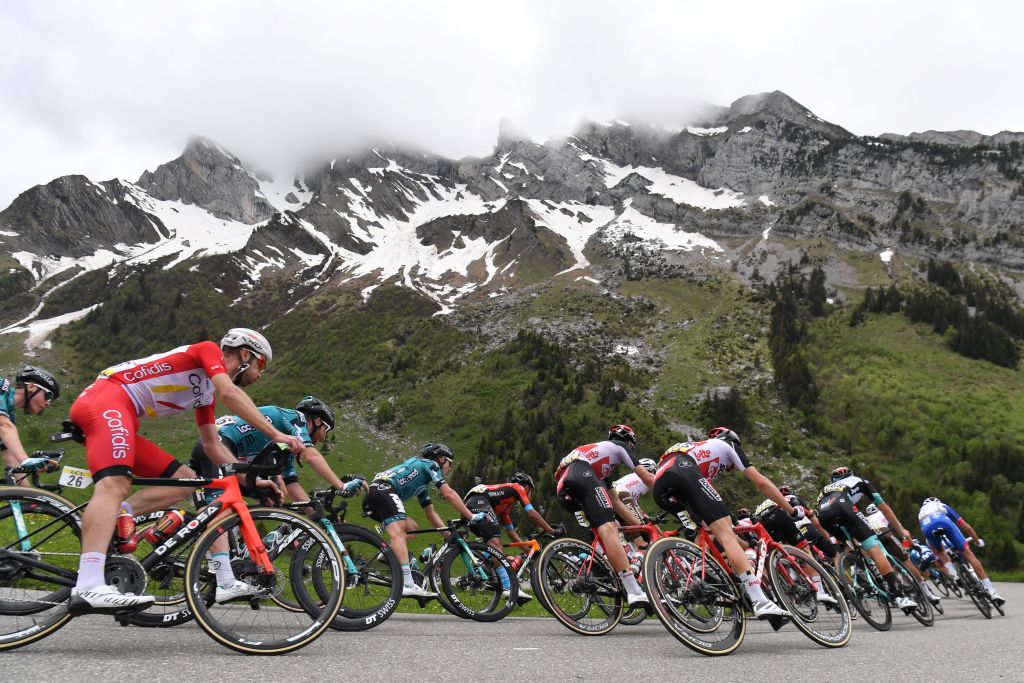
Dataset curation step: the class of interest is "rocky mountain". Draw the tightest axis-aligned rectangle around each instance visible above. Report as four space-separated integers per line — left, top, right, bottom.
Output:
2 90 1022 336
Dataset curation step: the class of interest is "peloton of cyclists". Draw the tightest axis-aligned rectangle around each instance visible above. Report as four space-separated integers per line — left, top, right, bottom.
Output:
464 471 565 601
649 427 795 618
862 502 942 605
918 496 1005 606
363 443 487 598
554 424 655 608
1 365 61 485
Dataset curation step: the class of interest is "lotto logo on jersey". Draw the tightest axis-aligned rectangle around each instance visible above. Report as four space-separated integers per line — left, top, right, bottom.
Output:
689 448 712 462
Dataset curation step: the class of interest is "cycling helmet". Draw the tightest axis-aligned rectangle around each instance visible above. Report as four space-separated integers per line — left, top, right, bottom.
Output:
923 496 940 505
865 504 879 516
421 443 454 462
707 426 740 447
830 466 853 482
221 328 273 364
637 458 658 474
296 395 335 431
16 365 60 401
778 484 792 496
608 424 637 446
737 507 751 518
511 472 535 490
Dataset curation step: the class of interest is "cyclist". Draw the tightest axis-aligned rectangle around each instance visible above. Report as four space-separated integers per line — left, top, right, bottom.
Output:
464 471 565 601
650 427 794 618
554 424 654 607
816 467 916 609
189 395 362 504
863 502 941 604
613 457 659 520
909 538 946 583
68 328 304 613
1 365 61 485
919 496 1004 606
363 443 487 598
778 484 838 566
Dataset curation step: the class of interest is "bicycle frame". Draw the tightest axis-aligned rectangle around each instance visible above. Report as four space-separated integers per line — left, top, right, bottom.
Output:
407 524 489 582
504 538 540 583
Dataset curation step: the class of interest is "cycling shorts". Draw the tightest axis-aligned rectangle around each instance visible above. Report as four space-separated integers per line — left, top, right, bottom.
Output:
757 506 804 546
817 493 875 545
556 461 617 528
69 379 181 481
650 455 730 525
465 493 502 540
921 514 966 552
363 480 408 526
879 529 909 564
802 525 837 560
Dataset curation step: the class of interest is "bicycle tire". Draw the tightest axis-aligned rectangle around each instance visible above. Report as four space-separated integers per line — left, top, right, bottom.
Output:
619 604 648 625
527 554 555 616
956 560 992 619
944 573 963 599
536 538 622 636
184 507 344 654
837 552 891 631
310 523 401 631
893 562 933 626
768 545 852 648
419 546 466 618
0 487 80 651
439 541 517 622
929 576 949 598
641 537 745 656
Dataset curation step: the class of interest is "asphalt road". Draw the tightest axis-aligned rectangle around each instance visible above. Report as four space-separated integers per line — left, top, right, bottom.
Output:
3 582 1019 682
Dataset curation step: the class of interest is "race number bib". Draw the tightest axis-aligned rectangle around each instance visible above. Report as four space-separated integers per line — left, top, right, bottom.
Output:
59 466 93 489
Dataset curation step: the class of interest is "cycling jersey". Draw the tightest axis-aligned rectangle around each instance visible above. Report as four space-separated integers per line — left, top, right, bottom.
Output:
556 441 637 482
919 500 960 524
659 438 749 482
463 483 533 527
613 472 649 499
815 475 883 507
864 509 889 534
910 544 937 570
373 457 447 506
98 342 226 422
0 378 16 425
918 500 966 551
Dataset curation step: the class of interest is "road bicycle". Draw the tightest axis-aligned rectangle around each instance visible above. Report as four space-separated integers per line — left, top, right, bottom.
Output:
534 511 683 636
935 531 1002 618
837 537 934 631
404 518 517 621
0 442 344 654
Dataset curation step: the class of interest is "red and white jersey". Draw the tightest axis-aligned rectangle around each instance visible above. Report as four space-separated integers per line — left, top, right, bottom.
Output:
558 440 637 480
613 472 649 499
660 438 749 482
98 341 226 422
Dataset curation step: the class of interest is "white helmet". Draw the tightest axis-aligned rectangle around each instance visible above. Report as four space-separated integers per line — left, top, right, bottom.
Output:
220 328 272 364
638 458 658 474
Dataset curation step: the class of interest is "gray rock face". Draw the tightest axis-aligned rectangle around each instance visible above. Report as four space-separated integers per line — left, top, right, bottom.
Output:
136 135 274 224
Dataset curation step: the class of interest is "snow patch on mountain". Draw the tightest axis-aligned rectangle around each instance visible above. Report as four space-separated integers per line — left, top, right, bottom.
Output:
597 160 745 210
602 200 723 254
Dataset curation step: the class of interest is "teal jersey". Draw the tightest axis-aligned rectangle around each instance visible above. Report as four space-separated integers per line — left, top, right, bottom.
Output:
0 378 14 451
374 457 447 506
215 406 314 477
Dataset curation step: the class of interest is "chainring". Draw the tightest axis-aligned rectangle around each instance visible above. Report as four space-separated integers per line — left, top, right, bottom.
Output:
104 554 147 595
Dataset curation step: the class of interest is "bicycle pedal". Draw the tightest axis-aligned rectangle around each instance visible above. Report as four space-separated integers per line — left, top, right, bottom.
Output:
248 598 261 611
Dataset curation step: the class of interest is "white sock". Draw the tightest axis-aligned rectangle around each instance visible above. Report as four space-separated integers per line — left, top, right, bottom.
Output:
209 552 236 587
401 563 414 587
982 578 993 590
944 562 958 579
810 575 824 593
76 552 106 590
740 571 769 604
619 570 642 595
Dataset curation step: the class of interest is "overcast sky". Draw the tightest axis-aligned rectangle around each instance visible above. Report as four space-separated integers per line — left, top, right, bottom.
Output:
1 0 1021 210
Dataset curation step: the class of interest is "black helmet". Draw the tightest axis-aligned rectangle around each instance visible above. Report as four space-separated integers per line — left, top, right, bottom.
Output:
16 365 59 401
296 395 335 430
778 484 792 496
608 424 637 446
830 466 852 483
421 443 453 462
708 426 740 447
511 472 535 490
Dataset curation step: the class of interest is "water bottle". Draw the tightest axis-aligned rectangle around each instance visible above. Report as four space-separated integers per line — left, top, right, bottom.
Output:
115 504 138 553
744 547 758 567
143 510 190 545
419 543 435 565
628 550 643 575
262 528 283 550
508 554 524 572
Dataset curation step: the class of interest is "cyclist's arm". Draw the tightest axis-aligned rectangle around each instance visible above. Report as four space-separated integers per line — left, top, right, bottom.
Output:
507 527 524 543
421 502 445 530
295 446 345 489
437 482 476 520
0 415 31 484
198 423 239 467
610 490 642 525
878 502 910 539
956 517 981 542
742 466 796 515
634 465 655 488
811 514 831 541
210 373 302 452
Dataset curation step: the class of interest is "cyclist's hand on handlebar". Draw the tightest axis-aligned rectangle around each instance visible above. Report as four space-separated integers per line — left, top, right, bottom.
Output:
21 456 56 473
551 523 566 538
339 478 365 498
469 511 487 525
974 538 985 548
273 433 304 453
791 505 807 520
254 478 283 506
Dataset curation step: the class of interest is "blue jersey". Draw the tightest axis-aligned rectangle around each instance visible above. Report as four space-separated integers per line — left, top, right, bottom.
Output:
215 406 314 479
374 457 447 506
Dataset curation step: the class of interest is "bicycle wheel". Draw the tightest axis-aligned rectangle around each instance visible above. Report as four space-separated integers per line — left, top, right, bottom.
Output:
321 524 401 631
893 562 933 626
535 538 623 636
184 507 344 654
620 604 649 625
929 575 949 598
956 561 992 619
641 537 744 656
944 573 963 599
837 552 891 631
767 546 852 648
527 554 555 616
0 487 80 650
439 541 517 622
